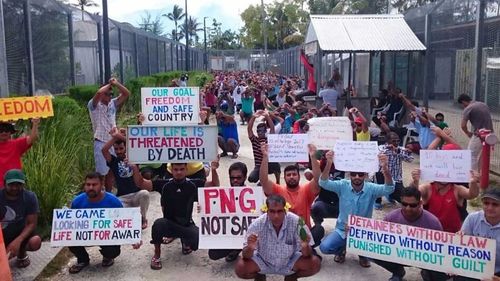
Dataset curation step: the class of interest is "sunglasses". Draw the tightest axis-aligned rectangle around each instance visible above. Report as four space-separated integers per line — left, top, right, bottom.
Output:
350 172 365 178
401 202 419 208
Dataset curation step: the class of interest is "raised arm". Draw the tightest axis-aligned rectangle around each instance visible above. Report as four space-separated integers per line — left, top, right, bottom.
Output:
321 151 333 181
110 78 130 109
26 118 40 146
204 157 220 187
131 163 152 191
457 170 480 200
101 128 125 163
308 144 321 194
398 93 416 112
263 112 275 134
379 154 393 186
259 144 274 196
91 83 112 108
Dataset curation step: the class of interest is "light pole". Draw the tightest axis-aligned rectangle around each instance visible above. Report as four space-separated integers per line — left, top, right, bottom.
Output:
203 17 210 71
260 0 267 71
184 0 189 71
102 0 111 81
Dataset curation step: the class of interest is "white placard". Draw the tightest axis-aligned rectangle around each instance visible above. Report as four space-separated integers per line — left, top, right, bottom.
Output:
307 117 353 150
198 187 265 249
141 87 200 125
268 134 309 163
126 125 218 164
334 141 379 172
51 208 141 247
348 215 496 280
420 150 471 183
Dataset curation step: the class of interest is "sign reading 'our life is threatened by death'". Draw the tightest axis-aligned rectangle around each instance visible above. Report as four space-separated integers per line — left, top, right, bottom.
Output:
126 125 218 164
141 87 200 125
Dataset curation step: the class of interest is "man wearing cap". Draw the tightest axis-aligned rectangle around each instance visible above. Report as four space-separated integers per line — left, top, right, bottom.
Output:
0 169 41 268
88 78 130 191
348 107 370 141
454 187 500 281
0 118 40 189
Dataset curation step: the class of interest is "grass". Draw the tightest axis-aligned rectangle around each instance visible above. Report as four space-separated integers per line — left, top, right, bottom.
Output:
34 247 73 280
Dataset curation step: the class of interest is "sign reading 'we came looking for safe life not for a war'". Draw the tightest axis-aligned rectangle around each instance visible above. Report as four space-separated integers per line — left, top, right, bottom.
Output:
141 87 200 125
347 215 496 280
50 208 141 247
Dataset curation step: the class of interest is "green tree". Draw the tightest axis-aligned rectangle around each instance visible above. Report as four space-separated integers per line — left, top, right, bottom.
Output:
138 11 164 36
72 0 98 21
307 0 340 14
163 4 185 41
179 16 204 46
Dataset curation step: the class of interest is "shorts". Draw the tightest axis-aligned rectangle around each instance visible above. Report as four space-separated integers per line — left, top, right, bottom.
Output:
94 140 115 175
242 112 252 119
236 104 242 112
3 223 36 248
252 252 301 276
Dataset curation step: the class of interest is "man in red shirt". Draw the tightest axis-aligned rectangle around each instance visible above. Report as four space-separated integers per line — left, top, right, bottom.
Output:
0 119 40 189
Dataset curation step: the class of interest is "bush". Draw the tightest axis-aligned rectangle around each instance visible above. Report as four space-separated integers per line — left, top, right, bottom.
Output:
67 84 99 106
23 96 93 238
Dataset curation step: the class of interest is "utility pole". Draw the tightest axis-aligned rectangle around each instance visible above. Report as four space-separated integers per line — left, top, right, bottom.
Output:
261 0 267 71
184 0 189 71
473 0 486 101
102 0 111 81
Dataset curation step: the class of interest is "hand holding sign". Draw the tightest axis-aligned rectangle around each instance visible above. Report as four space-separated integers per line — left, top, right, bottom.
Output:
378 154 389 170
261 144 269 158
308 144 317 158
325 150 334 162
247 233 258 251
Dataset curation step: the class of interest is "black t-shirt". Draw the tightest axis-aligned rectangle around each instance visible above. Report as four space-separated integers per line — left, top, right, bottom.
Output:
0 189 39 236
153 178 198 226
107 155 140 197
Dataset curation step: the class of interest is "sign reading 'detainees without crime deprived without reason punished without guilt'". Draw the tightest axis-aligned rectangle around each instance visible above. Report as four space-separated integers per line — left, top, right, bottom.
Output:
307 117 353 150
347 215 496 280
51 208 141 247
126 125 218 164
268 134 309 163
420 150 471 183
198 186 265 249
334 141 379 172
141 87 200 125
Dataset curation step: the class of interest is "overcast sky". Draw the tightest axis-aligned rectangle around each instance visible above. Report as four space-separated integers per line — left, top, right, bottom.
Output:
82 0 267 33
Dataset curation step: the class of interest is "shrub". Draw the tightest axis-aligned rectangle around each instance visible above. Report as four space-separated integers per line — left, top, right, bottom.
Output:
67 84 99 106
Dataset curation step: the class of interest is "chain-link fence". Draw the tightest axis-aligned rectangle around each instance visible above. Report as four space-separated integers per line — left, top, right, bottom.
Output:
0 0 204 97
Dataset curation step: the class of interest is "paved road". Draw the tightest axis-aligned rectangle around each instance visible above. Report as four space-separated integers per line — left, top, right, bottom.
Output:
45 119 424 281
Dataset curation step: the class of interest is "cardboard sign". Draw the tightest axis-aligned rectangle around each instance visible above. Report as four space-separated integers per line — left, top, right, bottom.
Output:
0 230 12 281
51 208 141 247
420 150 471 183
334 141 379 172
347 215 496 280
0 96 53 121
141 87 200 125
198 187 265 249
268 134 309 163
307 117 353 150
127 125 218 164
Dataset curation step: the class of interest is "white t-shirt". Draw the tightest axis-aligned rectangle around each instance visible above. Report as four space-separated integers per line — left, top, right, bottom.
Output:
232 85 246 105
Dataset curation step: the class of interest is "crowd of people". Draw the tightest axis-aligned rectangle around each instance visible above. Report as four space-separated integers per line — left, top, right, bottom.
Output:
0 68 498 281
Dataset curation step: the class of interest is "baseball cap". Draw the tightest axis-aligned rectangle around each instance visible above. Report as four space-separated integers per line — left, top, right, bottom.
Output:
481 187 500 201
0 122 16 133
4 169 26 185
354 117 363 124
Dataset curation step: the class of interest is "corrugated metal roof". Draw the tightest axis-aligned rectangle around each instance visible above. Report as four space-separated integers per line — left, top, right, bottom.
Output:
306 14 426 52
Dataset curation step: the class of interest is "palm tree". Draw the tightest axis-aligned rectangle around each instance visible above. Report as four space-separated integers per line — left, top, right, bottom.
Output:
163 5 185 41
180 16 204 46
73 0 98 21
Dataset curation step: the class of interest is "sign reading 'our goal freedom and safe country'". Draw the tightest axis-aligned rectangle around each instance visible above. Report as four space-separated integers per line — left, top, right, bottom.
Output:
198 186 265 249
347 215 496 280
126 125 218 163
51 208 141 247
141 87 200 125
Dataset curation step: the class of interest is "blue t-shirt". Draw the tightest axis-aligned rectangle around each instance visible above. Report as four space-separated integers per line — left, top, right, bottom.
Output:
218 121 239 144
414 119 436 149
71 192 123 209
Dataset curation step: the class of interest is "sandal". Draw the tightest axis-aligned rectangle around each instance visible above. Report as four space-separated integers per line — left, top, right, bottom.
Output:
334 251 346 263
150 256 162 270
69 261 89 274
102 258 114 267
182 243 193 255
162 237 177 244
16 255 30 268
142 218 148 230
231 153 238 159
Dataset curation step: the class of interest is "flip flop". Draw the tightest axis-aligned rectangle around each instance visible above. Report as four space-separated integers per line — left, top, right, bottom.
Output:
102 258 114 267
16 255 30 268
182 244 193 255
334 251 346 263
141 218 148 230
162 237 177 244
150 256 162 270
69 262 89 274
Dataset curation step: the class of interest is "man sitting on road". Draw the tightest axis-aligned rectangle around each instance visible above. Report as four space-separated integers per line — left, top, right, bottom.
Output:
235 194 321 281
0 169 41 268
102 128 151 230
217 110 240 159
68 172 124 274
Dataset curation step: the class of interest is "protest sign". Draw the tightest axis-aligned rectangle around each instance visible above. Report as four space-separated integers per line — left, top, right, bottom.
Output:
268 134 309 163
51 208 141 247
0 230 12 281
347 215 496 279
307 117 352 150
141 87 200 125
127 125 218 164
334 141 379 172
0 96 53 121
198 186 265 249
420 150 471 183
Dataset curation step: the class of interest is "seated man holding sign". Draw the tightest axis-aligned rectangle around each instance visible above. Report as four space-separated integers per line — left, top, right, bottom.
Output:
318 151 394 268
234 194 321 281
68 172 124 274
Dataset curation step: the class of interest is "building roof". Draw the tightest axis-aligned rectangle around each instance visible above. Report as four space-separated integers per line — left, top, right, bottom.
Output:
305 14 426 52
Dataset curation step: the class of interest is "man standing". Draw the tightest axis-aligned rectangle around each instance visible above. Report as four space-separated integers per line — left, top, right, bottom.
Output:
457 94 494 172
234 194 321 281
68 172 123 274
102 129 151 230
454 187 500 281
318 151 394 268
0 169 41 268
88 78 130 191
372 187 448 281
259 144 321 229
0 118 40 189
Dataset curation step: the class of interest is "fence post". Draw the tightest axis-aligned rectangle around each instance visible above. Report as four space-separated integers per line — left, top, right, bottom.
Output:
473 0 486 101
67 12 76 86
118 27 124 82
146 37 151 75
97 21 104 84
133 33 139 78
23 0 35 95
0 0 10 97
